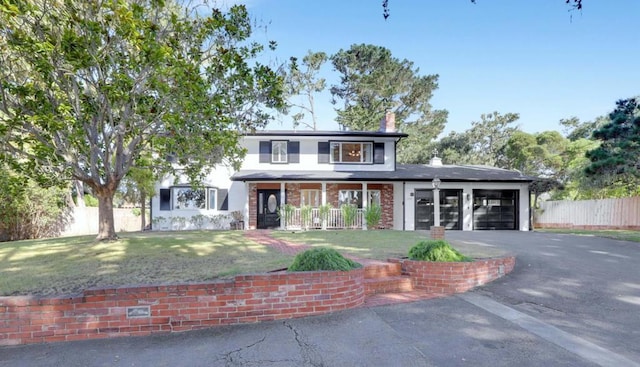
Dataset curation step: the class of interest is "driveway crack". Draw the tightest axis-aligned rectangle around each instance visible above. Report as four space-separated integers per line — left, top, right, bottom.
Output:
283 321 324 367
221 336 266 367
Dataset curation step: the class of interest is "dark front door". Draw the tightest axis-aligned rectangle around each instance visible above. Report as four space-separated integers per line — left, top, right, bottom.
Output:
257 190 280 229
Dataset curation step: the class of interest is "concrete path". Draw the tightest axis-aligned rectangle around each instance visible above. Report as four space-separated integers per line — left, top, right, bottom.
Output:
2 230 639 366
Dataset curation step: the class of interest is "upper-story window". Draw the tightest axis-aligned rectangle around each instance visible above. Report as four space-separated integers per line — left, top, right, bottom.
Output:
271 141 288 163
260 140 299 164
330 142 373 164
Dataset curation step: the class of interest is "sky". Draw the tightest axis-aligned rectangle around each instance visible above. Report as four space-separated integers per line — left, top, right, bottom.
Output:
237 0 639 136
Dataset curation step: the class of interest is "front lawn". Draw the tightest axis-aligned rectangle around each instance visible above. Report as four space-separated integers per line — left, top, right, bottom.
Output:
272 230 435 260
0 231 294 297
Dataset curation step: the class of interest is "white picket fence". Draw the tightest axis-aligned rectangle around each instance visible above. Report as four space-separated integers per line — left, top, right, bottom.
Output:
535 197 640 229
283 208 364 230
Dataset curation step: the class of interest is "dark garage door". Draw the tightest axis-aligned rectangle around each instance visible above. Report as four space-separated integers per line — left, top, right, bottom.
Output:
473 190 518 230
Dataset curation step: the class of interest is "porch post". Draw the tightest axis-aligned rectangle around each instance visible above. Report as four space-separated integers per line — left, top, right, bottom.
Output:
321 182 327 230
362 182 368 230
321 182 327 205
280 182 286 230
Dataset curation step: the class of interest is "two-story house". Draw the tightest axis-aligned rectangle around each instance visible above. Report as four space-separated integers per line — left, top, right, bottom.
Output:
151 113 536 231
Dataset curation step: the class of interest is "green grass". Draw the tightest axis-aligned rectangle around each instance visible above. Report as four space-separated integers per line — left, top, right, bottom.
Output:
536 229 640 243
0 231 294 297
272 230 451 260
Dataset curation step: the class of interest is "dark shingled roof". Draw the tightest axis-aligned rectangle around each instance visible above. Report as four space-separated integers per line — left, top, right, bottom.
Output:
231 164 537 182
243 130 408 139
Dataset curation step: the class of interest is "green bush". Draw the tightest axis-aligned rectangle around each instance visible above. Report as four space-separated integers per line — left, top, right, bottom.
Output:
288 248 361 272
364 204 382 229
0 170 71 241
341 204 358 228
408 240 472 262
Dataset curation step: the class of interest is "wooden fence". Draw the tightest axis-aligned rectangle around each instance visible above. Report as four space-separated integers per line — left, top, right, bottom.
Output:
535 197 640 230
62 207 144 236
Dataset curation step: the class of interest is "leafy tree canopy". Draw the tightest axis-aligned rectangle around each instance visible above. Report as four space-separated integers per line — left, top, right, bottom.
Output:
0 0 284 240
433 112 520 167
330 43 447 163
585 98 640 182
585 98 640 195
282 51 328 130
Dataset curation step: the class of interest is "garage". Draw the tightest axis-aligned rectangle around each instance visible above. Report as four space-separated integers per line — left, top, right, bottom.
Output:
473 190 518 230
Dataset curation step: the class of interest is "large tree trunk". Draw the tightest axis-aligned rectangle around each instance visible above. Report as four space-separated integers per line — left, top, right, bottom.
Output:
95 187 118 240
140 191 146 231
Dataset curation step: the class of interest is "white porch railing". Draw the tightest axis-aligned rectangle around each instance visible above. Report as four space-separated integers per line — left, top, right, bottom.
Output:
281 208 364 230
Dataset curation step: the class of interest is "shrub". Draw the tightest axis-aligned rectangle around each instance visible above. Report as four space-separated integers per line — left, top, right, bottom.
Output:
341 204 358 228
189 214 207 229
300 205 313 229
278 203 296 228
0 172 71 241
364 204 382 229
288 248 362 272
408 240 472 262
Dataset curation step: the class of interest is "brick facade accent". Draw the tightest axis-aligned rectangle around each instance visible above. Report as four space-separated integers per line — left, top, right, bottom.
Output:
430 226 445 239
285 183 301 207
0 270 365 346
389 257 516 294
248 182 395 230
248 183 257 229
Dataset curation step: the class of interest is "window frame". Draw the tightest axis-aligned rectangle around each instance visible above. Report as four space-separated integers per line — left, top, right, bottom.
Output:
172 187 207 210
338 190 381 209
329 141 374 164
168 186 222 211
271 140 288 164
300 189 321 207
208 188 217 210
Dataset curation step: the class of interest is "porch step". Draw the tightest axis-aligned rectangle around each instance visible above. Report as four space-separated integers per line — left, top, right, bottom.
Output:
363 261 402 279
364 276 414 295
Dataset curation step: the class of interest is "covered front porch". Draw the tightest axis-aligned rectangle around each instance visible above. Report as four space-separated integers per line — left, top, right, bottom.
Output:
245 182 395 230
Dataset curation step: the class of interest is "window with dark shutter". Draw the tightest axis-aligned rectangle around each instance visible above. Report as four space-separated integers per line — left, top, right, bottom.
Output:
288 141 300 163
374 143 385 164
259 141 271 163
318 142 329 163
159 189 171 210
217 189 229 210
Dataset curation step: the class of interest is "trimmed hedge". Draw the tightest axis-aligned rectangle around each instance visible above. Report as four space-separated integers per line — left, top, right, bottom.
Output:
288 248 362 272
408 240 472 262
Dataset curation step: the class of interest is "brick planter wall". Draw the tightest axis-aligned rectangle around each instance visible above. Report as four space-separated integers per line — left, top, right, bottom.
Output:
389 257 515 294
0 269 364 346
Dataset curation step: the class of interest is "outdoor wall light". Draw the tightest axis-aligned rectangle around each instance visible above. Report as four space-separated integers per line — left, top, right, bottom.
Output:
431 177 441 190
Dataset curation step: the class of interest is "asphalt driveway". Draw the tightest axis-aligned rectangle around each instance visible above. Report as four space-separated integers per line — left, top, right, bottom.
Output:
448 230 640 364
1 231 639 366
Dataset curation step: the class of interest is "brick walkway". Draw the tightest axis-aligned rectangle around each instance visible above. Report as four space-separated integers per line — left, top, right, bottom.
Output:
243 230 446 307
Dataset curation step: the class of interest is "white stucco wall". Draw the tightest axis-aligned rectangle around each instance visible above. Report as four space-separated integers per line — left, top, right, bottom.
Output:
240 136 398 172
151 165 246 230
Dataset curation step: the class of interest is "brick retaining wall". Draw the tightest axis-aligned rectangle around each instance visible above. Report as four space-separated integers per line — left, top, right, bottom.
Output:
0 270 364 346
390 257 516 294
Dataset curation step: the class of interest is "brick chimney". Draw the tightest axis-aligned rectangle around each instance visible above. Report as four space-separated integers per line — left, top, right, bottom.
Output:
379 111 396 133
